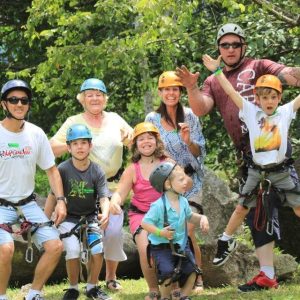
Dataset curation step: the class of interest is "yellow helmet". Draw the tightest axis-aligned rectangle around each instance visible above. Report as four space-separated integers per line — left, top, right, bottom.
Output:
158 71 183 88
255 74 282 93
132 122 159 140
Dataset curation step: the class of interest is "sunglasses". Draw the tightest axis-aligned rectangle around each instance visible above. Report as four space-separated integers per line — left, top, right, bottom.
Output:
218 42 245 49
6 97 31 105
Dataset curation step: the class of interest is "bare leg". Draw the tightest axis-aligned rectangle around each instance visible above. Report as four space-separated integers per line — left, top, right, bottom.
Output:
0 242 14 295
225 204 249 236
256 242 274 268
105 259 118 281
135 230 159 299
159 280 172 299
87 254 103 284
187 223 203 291
180 273 196 298
66 259 80 285
293 206 300 217
31 239 63 290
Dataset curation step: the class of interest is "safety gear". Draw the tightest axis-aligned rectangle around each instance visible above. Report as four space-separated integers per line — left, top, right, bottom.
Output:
132 122 159 140
255 74 282 94
150 162 176 193
80 78 107 94
217 23 245 43
1 79 32 100
66 124 92 143
158 71 183 88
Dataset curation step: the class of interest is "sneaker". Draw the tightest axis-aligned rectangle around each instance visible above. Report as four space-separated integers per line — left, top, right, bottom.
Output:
23 295 44 300
212 238 237 266
62 288 79 300
86 286 112 300
238 271 279 292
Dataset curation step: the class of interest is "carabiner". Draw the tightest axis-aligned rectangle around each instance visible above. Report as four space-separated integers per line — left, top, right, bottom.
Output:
266 220 274 236
25 246 34 263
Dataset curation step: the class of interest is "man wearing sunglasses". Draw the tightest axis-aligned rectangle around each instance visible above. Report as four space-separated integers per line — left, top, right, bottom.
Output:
177 23 300 292
0 79 67 300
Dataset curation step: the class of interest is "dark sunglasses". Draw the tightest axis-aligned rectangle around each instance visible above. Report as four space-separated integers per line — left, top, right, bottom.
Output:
6 97 31 105
218 42 245 49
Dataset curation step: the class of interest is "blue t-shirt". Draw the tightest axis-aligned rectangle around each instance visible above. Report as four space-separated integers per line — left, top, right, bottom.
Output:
143 194 192 248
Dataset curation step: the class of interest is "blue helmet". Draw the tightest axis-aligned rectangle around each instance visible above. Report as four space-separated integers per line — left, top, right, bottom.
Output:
66 124 92 143
1 79 32 100
80 78 107 94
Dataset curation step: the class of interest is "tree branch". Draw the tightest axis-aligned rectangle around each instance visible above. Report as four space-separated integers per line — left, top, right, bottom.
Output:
253 0 300 26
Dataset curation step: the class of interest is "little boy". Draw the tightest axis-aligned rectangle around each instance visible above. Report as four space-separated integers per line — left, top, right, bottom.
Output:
45 124 111 300
142 162 209 300
203 55 300 280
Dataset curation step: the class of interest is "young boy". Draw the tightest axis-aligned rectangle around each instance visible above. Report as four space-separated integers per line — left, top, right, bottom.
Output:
203 55 300 282
45 124 111 300
142 162 209 300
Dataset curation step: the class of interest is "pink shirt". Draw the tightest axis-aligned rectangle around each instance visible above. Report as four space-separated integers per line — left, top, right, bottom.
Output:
201 58 285 152
131 162 162 212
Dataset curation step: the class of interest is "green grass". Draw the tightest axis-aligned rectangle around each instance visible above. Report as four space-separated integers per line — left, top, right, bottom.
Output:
7 278 300 300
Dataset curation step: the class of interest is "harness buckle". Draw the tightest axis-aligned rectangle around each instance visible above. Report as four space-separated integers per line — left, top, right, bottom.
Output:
80 249 89 265
25 246 34 263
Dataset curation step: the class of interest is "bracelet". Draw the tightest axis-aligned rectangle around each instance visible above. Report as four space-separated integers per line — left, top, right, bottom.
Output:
187 140 193 147
214 67 222 76
155 228 161 237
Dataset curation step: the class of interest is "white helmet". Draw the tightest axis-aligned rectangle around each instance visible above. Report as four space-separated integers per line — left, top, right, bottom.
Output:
217 23 245 43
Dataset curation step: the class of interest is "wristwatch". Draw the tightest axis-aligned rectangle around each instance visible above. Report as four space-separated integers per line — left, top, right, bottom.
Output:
56 196 67 204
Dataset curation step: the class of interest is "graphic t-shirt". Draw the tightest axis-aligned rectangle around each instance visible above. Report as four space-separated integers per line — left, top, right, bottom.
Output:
58 158 110 218
0 122 55 202
201 58 285 152
239 99 296 166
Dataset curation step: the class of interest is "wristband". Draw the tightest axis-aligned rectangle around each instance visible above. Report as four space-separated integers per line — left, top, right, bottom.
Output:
56 196 67 204
155 228 161 237
214 67 222 76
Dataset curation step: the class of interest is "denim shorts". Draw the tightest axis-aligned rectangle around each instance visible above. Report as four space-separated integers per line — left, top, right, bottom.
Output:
0 201 60 250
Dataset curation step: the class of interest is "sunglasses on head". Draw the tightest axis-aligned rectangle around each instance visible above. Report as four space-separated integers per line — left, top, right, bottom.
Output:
218 42 245 49
5 96 31 105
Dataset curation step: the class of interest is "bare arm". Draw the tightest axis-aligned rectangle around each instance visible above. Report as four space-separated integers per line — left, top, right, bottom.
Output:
189 212 209 234
98 197 110 230
44 193 56 219
50 138 68 157
45 166 67 225
278 67 300 87
176 65 215 116
202 55 243 110
293 94 300 112
110 165 134 214
141 221 174 240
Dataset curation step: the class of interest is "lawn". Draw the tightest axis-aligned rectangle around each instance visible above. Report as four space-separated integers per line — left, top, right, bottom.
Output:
7 278 300 300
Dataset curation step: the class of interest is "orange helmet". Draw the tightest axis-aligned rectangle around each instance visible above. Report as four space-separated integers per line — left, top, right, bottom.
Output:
255 74 282 93
158 71 183 88
132 122 159 140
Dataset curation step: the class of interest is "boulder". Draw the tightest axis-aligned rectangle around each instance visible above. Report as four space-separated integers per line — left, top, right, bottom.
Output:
10 167 299 287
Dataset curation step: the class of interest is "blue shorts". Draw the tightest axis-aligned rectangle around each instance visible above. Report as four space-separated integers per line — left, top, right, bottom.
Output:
0 201 60 250
151 244 195 285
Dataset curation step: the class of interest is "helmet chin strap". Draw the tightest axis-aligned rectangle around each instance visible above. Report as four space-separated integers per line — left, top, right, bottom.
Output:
3 102 29 129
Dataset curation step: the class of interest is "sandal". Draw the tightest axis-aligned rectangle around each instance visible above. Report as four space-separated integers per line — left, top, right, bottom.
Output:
106 279 122 291
193 280 204 293
145 291 160 300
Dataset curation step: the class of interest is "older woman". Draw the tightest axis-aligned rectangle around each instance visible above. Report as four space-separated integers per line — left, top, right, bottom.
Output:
50 78 132 291
145 71 206 293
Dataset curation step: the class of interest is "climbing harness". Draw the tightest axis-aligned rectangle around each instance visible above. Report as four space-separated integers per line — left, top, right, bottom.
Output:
0 194 54 263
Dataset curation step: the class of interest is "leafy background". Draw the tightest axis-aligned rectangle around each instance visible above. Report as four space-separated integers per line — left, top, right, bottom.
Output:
1 0 299 191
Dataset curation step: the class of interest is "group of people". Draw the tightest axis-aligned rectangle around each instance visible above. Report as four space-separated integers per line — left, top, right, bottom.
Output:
0 22 300 300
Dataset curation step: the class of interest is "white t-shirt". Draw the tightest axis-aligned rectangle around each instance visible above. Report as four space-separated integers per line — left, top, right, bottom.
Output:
0 122 55 203
52 112 133 178
239 99 296 166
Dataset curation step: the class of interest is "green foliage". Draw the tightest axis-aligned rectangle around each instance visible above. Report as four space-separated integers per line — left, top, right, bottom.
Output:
1 0 299 175
35 167 50 196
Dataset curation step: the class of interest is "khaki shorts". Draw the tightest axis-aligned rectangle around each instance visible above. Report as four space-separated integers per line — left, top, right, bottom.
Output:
239 168 300 208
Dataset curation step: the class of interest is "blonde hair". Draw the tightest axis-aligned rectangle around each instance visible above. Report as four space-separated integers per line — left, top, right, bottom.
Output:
76 90 108 108
255 87 280 97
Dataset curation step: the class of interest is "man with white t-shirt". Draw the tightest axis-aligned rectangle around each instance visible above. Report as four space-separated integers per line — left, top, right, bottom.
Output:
0 79 66 300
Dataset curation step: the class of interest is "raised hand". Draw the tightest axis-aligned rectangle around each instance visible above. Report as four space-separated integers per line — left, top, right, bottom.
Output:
176 65 200 90
202 54 222 72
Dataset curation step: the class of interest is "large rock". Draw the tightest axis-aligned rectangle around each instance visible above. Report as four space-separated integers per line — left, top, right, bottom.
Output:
10 167 299 286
